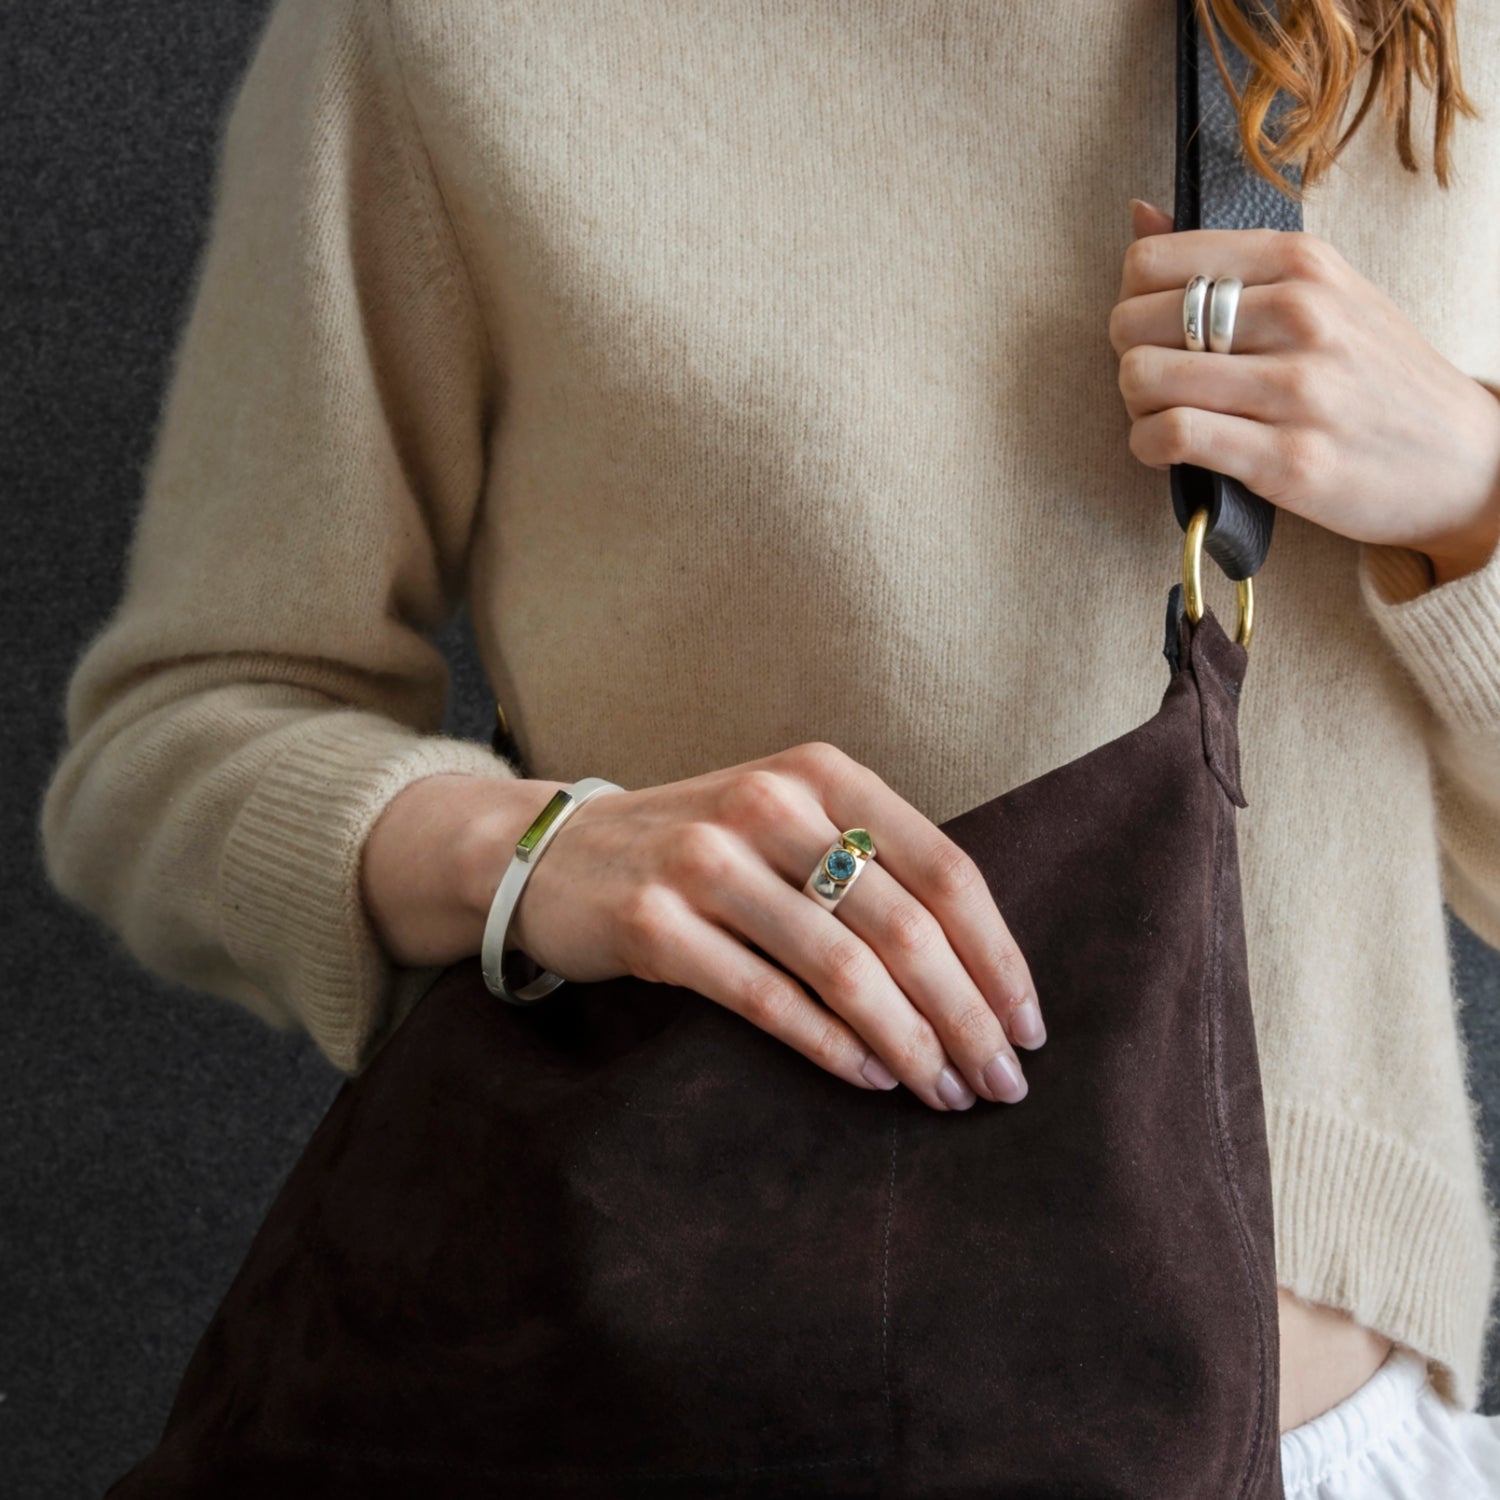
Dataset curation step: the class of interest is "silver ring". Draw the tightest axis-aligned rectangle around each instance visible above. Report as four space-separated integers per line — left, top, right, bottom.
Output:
1183 273 1213 352
802 828 877 912
1207 275 1242 354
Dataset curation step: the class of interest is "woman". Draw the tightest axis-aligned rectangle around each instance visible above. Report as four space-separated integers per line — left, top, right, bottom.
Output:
38 0 1500 1492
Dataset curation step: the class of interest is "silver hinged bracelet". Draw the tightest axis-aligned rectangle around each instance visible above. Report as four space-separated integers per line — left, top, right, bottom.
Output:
480 776 624 1004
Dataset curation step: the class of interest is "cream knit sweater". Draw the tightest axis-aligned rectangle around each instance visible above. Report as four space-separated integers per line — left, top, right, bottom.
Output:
37 0 1500 1412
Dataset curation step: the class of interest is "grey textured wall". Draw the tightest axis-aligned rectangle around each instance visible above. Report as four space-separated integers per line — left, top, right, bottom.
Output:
4 3 1499 1496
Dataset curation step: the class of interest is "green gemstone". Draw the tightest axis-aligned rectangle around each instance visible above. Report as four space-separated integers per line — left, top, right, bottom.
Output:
517 790 572 856
841 828 874 857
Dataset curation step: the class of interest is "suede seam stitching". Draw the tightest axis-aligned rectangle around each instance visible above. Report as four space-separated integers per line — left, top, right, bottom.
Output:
1200 784 1274 1493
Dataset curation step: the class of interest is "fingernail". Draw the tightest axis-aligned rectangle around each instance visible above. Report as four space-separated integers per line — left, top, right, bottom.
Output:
1010 998 1047 1049
1129 196 1164 216
862 1054 900 1090
982 1052 1028 1104
937 1065 977 1111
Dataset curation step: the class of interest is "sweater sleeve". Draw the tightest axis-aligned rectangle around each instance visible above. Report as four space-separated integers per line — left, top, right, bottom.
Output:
1356 376 1500 953
36 0 519 1076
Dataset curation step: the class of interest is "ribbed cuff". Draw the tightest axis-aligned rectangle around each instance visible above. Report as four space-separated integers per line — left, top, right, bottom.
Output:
219 713 519 1075
1266 1093 1499 1413
1357 535 1500 734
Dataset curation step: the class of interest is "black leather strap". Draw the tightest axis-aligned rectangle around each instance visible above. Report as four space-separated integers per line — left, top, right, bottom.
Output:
1169 0 1303 581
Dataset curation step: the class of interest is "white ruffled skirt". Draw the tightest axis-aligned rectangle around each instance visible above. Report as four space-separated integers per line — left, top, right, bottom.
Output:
1280 1344 1500 1498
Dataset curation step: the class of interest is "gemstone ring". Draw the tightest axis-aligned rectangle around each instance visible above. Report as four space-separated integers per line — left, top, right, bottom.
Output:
802 828 877 912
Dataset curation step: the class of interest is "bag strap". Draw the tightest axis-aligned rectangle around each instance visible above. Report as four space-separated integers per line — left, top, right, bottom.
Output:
1168 0 1303 582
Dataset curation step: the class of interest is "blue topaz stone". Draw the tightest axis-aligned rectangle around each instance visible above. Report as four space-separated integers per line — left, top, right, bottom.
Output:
804 830 876 909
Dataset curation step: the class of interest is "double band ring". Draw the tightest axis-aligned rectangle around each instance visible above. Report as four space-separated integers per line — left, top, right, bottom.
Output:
1183 273 1243 354
802 828 877 911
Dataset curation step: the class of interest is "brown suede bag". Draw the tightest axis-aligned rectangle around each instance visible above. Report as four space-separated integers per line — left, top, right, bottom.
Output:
107 603 1284 1498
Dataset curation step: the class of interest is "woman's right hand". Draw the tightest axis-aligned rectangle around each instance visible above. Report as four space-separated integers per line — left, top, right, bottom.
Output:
486 741 1044 1112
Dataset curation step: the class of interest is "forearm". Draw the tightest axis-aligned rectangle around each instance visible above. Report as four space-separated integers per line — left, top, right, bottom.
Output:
359 772 568 968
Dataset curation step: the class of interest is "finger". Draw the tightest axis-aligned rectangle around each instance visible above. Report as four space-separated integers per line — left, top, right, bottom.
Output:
782 744 1044 1058
1127 198 1174 238
825 855 1033 1104
731 781 1039 1074
1128 402 1329 504
1109 282 1299 360
702 842 982 1112
1118 344 1302 424
1120 227 1347 311
1117 224 1289 301
635 889 900 1094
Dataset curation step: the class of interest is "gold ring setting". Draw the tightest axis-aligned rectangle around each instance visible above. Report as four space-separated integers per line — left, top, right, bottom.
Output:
803 828 877 911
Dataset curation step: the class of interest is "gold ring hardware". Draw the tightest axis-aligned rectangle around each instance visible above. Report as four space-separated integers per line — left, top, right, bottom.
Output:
1181 506 1254 650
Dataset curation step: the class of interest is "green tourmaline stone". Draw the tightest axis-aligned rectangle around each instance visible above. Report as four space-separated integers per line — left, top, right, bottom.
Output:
841 828 874 857
518 790 572 855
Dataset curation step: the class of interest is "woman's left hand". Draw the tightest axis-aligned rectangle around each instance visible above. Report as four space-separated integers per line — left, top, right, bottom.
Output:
1111 198 1500 585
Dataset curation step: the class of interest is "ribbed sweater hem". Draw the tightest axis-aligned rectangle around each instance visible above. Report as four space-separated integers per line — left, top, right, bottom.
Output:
1265 1092 1499 1414
218 714 518 1075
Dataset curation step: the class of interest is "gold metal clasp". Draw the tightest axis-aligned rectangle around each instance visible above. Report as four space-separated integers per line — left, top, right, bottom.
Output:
1182 507 1254 650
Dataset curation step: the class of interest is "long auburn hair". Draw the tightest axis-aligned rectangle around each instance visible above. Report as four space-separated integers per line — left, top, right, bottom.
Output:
1199 0 1482 199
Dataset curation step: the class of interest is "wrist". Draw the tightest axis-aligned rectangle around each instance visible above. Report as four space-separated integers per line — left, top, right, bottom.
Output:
1424 377 1500 586
454 776 570 941
1424 498 1500 586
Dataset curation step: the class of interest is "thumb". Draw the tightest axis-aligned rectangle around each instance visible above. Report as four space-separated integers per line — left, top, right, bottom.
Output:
1128 197 1175 237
